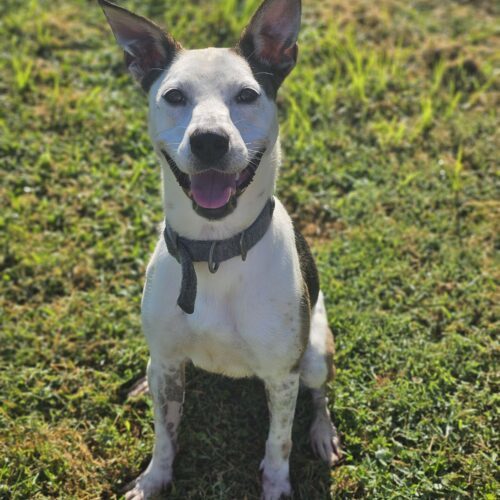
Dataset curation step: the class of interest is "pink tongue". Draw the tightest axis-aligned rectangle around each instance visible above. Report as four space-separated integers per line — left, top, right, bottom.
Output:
190 170 237 209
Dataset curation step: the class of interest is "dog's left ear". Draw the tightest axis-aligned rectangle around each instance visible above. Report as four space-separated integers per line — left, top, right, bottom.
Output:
238 0 301 96
99 0 180 92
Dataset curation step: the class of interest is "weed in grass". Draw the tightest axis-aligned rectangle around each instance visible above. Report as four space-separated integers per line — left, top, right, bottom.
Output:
11 53 34 93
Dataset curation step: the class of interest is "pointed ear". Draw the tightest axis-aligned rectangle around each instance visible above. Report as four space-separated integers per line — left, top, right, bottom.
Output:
238 0 301 97
99 0 181 92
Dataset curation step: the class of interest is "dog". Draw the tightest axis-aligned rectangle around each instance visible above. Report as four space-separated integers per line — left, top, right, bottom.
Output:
99 0 342 498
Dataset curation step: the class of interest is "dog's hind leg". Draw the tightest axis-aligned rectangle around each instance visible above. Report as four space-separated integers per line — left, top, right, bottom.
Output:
125 357 185 500
299 291 342 466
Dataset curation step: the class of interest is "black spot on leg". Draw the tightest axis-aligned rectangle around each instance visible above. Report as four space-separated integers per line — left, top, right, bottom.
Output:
165 381 183 402
163 370 185 403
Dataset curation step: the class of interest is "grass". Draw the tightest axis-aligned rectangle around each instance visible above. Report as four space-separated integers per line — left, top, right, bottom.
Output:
0 0 498 498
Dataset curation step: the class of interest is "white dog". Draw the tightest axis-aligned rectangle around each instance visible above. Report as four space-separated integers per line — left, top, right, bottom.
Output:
100 0 342 498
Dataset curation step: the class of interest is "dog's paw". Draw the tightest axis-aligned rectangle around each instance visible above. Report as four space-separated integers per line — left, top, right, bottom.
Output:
260 461 291 500
261 474 291 500
310 416 343 466
124 467 172 500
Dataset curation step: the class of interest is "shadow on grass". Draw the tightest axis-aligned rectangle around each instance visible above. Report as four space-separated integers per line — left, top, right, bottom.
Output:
119 364 334 499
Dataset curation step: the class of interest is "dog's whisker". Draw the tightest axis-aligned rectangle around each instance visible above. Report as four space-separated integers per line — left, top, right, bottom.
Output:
245 140 266 147
247 150 264 156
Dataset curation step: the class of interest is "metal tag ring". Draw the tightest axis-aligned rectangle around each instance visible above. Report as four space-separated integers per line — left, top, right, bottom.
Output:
208 241 219 273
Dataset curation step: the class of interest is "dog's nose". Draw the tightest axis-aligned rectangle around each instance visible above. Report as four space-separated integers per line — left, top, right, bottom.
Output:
190 131 229 163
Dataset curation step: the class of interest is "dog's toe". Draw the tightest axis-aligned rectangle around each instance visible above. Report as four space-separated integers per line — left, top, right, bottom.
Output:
124 484 145 500
123 468 171 500
260 460 292 500
261 476 292 500
323 436 343 466
310 417 343 467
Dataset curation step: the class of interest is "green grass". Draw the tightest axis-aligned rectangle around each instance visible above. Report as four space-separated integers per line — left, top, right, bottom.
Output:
0 0 498 498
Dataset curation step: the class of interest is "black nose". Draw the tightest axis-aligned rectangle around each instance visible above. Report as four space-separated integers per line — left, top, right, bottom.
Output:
190 131 229 163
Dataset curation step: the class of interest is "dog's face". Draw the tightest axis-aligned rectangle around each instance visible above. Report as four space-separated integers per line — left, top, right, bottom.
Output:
149 48 275 217
100 0 301 220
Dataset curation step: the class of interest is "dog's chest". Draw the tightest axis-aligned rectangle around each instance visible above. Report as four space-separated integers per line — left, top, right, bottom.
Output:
183 298 256 377
143 204 303 378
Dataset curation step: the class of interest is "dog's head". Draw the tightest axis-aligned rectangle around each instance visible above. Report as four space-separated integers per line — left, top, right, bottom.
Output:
100 0 301 224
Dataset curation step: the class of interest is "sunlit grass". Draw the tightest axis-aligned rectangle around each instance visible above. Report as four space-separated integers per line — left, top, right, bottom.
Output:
0 0 498 498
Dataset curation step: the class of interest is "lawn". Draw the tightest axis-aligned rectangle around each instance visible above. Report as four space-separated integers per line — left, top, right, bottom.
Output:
0 0 498 498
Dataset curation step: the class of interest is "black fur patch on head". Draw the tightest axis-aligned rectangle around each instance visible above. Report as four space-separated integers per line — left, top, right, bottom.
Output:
99 0 181 93
232 45 278 99
234 0 301 98
125 41 180 93
132 36 181 93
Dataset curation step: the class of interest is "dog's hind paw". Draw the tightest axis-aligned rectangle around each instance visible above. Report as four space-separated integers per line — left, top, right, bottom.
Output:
310 416 343 467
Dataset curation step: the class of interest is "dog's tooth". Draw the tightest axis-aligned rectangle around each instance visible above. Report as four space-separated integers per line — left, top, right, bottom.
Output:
235 173 240 181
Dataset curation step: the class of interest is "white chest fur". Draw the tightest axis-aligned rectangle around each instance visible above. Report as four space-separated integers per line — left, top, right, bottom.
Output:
141 201 305 379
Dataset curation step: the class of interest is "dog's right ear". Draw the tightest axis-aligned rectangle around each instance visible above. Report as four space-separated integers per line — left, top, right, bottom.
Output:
99 0 180 92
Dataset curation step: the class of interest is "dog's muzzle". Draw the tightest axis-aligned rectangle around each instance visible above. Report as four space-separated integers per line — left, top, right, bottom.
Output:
161 148 266 220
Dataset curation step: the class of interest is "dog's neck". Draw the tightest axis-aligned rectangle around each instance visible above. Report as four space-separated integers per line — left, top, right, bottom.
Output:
158 140 281 241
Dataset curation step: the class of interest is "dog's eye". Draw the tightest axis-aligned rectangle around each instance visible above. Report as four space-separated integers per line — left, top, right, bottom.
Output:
163 89 186 105
236 88 260 104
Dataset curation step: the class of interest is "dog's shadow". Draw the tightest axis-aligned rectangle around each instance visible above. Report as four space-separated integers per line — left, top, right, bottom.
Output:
123 364 333 499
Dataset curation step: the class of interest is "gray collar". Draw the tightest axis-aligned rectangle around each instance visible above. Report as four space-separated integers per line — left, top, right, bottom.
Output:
163 197 275 314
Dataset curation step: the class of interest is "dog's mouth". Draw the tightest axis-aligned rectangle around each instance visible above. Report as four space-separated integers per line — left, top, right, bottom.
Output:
161 149 265 220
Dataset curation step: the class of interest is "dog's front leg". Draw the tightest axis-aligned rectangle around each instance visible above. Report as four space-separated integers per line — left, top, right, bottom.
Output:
261 373 300 500
125 357 185 500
